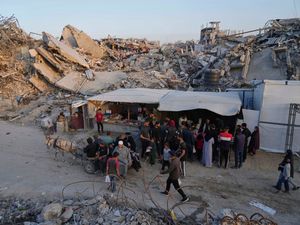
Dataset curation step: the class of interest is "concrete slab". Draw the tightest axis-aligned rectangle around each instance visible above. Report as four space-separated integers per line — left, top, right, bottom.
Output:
247 48 286 80
61 25 106 58
29 75 51 92
36 47 64 72
33 62 62 84
42 32 89 68
55 71 127 95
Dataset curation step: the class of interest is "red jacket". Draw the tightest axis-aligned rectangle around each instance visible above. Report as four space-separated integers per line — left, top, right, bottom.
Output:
95 112 104 122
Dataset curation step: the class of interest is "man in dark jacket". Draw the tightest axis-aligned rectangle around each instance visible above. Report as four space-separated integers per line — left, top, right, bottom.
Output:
241 123 251 162
151 121 162 159
233 129 245 168
160 151 189 202
182 124 195 161
84 137 98 158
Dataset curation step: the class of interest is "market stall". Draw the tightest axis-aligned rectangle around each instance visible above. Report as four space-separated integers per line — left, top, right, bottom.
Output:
87 88 171 130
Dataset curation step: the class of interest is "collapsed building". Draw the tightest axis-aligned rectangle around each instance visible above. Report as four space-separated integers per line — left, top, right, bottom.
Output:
0 16 300 151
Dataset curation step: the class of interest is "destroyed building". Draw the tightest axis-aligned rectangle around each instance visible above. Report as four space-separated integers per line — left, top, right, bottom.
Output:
1 15 300 121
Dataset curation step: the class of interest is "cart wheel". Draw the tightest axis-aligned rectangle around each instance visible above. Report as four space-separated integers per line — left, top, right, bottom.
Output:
84 161 95 174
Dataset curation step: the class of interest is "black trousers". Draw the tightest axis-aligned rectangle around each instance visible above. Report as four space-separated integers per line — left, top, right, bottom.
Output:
97 122 103 133
220 147 229 168
234 150 243 168
243 138 248 162
141 139 150 158
166 178 186 198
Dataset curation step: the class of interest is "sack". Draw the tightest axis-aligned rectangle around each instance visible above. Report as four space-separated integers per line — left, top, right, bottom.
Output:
178 178 182 186
105 175 111 183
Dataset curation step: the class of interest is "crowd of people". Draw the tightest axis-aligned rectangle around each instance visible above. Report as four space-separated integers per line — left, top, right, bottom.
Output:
138 116 261 172
83 111 298 201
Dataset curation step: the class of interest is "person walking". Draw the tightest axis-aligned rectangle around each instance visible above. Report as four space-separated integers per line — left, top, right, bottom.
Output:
182 124 195 161
95 109 104 133
151 121 162 159
241 123 251 162
202 132 214 167
233 129 245 168
160 151 189 202
248 126 260 155
106 152 120 193
273 158 291 193
219 127 233 169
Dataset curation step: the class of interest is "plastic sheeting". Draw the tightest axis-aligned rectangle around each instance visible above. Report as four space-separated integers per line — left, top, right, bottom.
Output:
88 88 171 104
258 80 300 153
158 91 241 116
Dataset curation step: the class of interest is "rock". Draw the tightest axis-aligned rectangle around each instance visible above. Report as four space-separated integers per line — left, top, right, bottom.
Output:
114 209 121 217
60 207 73 223
23 222 38 225
42 203 63 221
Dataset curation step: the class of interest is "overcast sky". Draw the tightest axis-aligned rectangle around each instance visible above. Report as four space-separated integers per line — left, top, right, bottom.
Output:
2 0 298 42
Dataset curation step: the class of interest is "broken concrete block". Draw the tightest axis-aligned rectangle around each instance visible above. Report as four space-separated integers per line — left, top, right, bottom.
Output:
29 75 51 92
33 62 61 84
42 32 89 68
61 25 106 58
42 203 63 221
29 49 38 58
55 71 127 95
36 47 64 72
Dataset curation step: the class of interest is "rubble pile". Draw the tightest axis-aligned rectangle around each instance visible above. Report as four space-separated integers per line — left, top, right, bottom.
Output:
254 18 300 80
0 196 172 225
1 15 300 113
0 15 38 111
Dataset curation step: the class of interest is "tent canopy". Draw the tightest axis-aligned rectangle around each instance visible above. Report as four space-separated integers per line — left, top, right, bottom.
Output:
158 91 242 116
88 88 171 104
88 88 242 116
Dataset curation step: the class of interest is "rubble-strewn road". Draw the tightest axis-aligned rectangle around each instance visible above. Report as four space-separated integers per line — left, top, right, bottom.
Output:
0 121 300 224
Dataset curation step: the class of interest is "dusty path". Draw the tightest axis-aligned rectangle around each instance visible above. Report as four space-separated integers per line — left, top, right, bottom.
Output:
0 121 300 224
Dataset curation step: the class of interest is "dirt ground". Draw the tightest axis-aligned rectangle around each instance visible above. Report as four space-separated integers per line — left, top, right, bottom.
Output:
0 120 300 225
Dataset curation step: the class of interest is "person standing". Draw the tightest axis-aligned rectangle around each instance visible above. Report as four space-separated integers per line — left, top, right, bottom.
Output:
151 121 162 159
241 123 251 162
210 124 219 163
160 151 189 202
202 132 214 167
166 120 179 151
248 126 260 155
200 118 210 134
161 143 171 171
219 127 233 169
182 124 195 161
113 141 132 178
233 129 245 169
95 109 104 133
106 152 120 193
140 121 151 158
98 141 108 175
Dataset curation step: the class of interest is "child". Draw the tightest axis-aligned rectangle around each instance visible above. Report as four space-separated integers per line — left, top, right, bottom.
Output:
161 143 171 171
106 152 120 193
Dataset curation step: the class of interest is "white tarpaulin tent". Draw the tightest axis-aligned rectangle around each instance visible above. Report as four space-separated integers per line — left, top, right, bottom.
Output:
256 80 300 153
88 88 171 104
158 91 242 116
